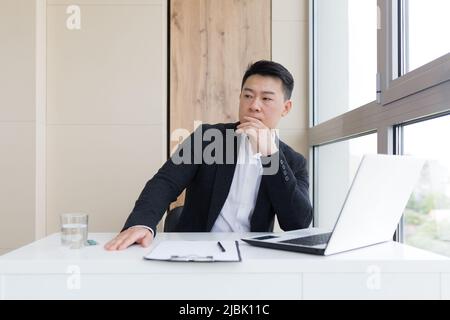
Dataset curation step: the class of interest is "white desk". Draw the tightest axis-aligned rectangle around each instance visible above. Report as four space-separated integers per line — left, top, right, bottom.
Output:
1 232 449 300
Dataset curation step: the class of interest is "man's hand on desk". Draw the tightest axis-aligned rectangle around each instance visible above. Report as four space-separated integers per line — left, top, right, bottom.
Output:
104 227 153 251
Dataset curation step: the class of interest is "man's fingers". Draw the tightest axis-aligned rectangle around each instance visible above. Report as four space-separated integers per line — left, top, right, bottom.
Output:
237 122 259 133
243 116 265 128
104 241 113 250
137 232 153 248
239 126 259 138
104 237 121 250
236 120 276 156
104 231 129 250
238 123 274 139
105 238 123 251
105 228 148 251
117 232 143 250
238 120 259 127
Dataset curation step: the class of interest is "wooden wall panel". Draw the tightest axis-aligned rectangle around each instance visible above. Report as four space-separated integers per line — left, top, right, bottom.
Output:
169 0 271 209
170 0 271 135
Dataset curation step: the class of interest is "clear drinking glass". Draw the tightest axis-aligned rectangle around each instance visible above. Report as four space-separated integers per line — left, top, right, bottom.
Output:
60 213 88 249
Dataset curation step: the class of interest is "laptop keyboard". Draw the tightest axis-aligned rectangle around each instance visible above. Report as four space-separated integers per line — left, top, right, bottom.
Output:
280 233 332 246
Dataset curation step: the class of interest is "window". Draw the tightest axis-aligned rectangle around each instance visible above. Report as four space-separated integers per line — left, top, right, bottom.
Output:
404 0 450 74
402 115 450 257
310 0 450 251
314 0 377 124
314 133 377 229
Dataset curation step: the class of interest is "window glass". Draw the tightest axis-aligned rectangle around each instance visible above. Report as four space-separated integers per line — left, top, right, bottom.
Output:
404 0 450 74
315 0 377 124
403 115 450 257
315 133 377 229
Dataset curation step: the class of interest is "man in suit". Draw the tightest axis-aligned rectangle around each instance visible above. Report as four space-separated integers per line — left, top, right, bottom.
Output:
105 60 312 251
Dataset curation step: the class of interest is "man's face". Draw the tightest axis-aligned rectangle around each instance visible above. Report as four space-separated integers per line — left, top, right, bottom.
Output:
239 74 292 129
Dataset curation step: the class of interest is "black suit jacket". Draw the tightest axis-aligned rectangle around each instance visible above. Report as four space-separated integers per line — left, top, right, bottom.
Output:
123 122 312 233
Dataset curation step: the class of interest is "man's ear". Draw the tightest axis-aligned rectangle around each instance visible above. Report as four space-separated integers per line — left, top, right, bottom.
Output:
281 100 292 117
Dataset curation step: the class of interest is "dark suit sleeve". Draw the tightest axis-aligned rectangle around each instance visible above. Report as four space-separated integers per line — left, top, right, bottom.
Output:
261 150 313 230
122 127 202 233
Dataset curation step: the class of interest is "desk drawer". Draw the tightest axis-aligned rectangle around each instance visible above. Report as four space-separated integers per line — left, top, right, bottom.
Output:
303 272 440 300
1 273 301 300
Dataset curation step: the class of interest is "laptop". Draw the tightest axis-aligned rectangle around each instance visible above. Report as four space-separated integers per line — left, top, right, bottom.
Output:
242 154 425 256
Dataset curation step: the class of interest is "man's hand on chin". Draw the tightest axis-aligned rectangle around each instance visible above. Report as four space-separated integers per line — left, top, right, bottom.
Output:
236 116 278 157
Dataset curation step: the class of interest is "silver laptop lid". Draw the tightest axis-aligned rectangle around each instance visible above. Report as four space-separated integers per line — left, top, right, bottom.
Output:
324 154 425 255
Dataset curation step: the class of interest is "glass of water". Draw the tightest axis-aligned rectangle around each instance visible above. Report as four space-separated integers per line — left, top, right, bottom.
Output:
60 213 88 249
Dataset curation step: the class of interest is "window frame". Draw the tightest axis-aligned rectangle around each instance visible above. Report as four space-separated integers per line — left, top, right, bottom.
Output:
309 0 450 237
378 0 450 105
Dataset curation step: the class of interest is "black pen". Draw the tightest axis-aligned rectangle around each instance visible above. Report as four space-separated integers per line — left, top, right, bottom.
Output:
217 241 226 252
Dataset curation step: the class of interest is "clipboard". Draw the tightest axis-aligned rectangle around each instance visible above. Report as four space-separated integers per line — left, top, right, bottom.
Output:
143 240 242 262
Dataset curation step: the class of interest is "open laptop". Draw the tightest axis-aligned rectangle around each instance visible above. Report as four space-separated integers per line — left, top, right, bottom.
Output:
242 154 425 256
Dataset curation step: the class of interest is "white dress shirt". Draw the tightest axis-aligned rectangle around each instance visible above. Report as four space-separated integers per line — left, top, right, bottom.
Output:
211 133 263 232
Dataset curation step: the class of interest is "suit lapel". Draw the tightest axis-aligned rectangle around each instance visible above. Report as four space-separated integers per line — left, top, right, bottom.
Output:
206 124 239 230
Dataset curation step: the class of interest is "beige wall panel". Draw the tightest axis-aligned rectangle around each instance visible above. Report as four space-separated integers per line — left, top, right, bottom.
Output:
0 124 35 248
46 125 164 234
272 20 309 131
279 129 309 157
272 0 308 21
170 0 271 134
0 0 35 121
47 5 163 125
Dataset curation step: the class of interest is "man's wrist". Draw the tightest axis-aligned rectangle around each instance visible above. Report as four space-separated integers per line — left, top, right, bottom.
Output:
260 130 278 156
263 141 279 156
129 225 154 237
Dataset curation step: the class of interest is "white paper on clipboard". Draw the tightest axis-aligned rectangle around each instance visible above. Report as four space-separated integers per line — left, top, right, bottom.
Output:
143 240 242 262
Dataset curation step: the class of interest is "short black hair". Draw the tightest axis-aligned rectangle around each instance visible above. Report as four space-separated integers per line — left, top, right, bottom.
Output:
241 60 294 100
